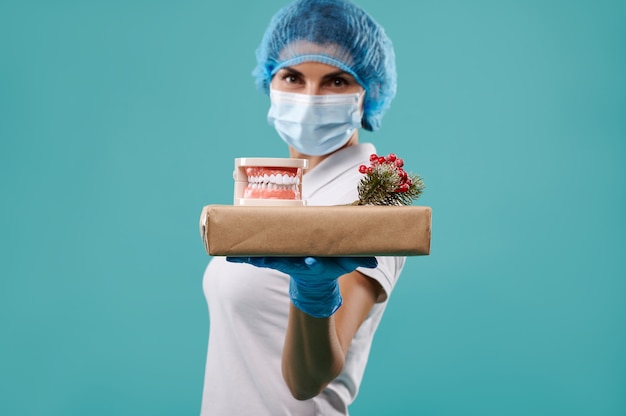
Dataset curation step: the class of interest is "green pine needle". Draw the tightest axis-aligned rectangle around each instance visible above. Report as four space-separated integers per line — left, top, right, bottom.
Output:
356 163 425 206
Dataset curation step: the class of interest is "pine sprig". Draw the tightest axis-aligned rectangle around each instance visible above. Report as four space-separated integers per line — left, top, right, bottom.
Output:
355 153 425 206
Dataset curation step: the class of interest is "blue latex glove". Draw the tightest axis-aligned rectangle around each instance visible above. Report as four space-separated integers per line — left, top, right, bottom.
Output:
226 256 378 318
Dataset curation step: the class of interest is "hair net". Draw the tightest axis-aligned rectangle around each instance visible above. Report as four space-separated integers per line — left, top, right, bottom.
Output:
253 0 397 131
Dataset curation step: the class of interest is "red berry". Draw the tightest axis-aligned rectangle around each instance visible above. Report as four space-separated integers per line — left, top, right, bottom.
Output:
369 153 379 163
397 183 410 193
367 167 373 173
395 158 404 168
378 156 386 164
387 153 397 162
358 164 368 174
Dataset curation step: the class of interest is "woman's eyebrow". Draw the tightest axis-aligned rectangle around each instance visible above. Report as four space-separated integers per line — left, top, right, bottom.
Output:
278 67 303 76
322 70 354 80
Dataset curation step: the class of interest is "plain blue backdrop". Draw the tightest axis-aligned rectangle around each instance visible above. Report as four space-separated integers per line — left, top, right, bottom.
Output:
1 0 624 414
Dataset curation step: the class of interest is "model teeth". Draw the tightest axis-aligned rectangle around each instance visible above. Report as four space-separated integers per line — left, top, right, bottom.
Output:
247 183 299 191
247 174 300 186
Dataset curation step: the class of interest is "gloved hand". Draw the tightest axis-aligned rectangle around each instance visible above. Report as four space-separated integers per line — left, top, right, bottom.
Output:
226 256 378 318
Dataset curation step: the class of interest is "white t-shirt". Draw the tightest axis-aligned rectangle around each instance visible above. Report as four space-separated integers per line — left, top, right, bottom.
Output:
200 143 406 415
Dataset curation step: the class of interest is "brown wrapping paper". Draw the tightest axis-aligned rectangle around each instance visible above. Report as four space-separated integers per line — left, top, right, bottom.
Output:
199 205 432 256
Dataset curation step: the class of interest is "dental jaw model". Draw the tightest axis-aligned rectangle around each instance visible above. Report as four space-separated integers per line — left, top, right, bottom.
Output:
234 158 308 206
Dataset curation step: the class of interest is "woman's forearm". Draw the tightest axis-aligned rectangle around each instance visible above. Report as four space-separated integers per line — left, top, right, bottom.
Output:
281 303 346 400
281 271 380 400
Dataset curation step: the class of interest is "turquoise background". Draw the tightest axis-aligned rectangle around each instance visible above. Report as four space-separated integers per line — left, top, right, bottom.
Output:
1 0 624 414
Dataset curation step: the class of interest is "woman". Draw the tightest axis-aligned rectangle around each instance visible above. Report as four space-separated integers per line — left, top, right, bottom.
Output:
201 0 403 414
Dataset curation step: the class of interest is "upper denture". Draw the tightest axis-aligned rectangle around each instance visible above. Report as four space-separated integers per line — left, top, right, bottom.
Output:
245 167 301 186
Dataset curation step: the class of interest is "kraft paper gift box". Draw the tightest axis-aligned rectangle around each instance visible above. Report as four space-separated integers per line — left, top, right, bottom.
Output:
199 204 432 257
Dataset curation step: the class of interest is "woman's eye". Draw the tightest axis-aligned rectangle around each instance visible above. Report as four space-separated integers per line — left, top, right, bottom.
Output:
328 77 350 88
282 74 300 84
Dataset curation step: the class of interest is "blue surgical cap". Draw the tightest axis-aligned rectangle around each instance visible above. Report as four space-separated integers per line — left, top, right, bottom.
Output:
253 0 397 131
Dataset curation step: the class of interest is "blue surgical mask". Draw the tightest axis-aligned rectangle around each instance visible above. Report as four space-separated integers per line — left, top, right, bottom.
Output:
267 89 363 156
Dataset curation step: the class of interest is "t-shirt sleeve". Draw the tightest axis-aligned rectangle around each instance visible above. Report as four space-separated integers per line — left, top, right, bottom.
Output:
357 255 406 303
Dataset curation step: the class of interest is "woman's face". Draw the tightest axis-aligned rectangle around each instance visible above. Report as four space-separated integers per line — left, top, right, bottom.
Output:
270 61 364 96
